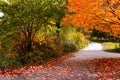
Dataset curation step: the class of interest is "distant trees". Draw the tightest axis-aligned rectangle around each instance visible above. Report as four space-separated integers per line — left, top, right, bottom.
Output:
90 28 111 40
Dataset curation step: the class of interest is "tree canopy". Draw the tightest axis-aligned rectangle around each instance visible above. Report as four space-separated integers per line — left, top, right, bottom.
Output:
63 0 120 39
0 0 67 54
92 0 120 39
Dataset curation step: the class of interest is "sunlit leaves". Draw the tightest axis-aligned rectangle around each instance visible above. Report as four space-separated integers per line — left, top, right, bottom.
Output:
92 0 120 39
63 0 120 39
62 0 98 29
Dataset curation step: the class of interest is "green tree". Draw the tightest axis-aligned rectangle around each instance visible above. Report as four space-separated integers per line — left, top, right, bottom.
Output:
0 0 66 54
0 0 67 68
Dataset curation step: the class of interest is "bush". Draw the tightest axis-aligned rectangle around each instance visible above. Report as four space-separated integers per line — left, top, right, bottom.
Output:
39 36 63 58
62 41 77 53
0 25 88 69
0 50 44 69
115 43 120 52
0 52 21 69
18 51 43 66
60 26 88 49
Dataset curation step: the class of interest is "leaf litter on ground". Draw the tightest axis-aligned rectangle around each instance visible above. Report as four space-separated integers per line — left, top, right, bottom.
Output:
0 53 120 80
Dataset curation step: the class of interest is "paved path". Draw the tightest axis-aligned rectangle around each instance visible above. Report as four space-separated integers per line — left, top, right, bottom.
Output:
69 42 120 60
1 42 120 80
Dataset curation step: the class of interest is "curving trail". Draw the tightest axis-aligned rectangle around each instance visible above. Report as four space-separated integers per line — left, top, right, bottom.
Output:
70 42 120 60
1 42 120 80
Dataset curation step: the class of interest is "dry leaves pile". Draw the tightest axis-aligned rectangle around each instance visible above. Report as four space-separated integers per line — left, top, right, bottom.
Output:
0 54 120 80
88 58 120 80
0 53 73 78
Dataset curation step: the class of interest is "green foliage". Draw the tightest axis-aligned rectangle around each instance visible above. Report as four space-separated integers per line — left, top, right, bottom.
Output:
40 36 63 58
0 0 67 53
1 0 56 53
0 51 21 69
39 26 88 55
90 28 110 40
62 41 77 53
0 51 44 69
0 0 88 69
60 26 88 49
0 0 67 68
115 43 120 52
18 51 44 66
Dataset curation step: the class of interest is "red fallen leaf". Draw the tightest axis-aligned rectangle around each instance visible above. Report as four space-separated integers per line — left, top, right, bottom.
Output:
88 58 120 79
107 73 113 77
106 78 113 80
98 77 113 80
15 72 23 76
0 55 120 80
98 75 104 79
0 53 73 77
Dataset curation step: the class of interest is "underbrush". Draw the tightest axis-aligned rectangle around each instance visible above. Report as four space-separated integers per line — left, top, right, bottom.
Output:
0 26 88 69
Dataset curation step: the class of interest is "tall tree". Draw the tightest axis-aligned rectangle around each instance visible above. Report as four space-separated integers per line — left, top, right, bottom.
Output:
91 0 120 39
0 0 66 54
63 0 120 39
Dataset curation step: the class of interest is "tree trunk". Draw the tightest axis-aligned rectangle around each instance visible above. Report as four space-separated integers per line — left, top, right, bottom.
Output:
56 22 61 37
27 31 32 52
27 39 32 52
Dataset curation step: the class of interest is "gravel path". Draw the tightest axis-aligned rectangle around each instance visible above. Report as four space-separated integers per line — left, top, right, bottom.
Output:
1 42 120 80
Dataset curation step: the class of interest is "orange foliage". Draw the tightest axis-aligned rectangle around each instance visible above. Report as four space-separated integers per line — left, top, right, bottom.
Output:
92 0 120 38
63 0 120 39
63 0 98 29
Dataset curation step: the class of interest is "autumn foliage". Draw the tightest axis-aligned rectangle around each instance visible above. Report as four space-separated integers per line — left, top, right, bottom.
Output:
92 0 120 39
0 57 120 79
63 0 120 39
62 0 98 29
89 58 120 79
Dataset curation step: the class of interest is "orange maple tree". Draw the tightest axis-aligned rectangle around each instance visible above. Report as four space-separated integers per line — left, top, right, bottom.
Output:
62 0 98 29
93 0 120 39
63 0 120 39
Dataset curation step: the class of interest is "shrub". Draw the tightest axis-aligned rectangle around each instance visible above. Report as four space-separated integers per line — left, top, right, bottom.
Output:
0 52 21 69
0 50 44 69
0 25 88 69
62 41 77 53
60 26 88 49
39 36 63 58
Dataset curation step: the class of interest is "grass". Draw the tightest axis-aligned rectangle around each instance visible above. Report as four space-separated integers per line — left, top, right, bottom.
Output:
90 38 120 53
